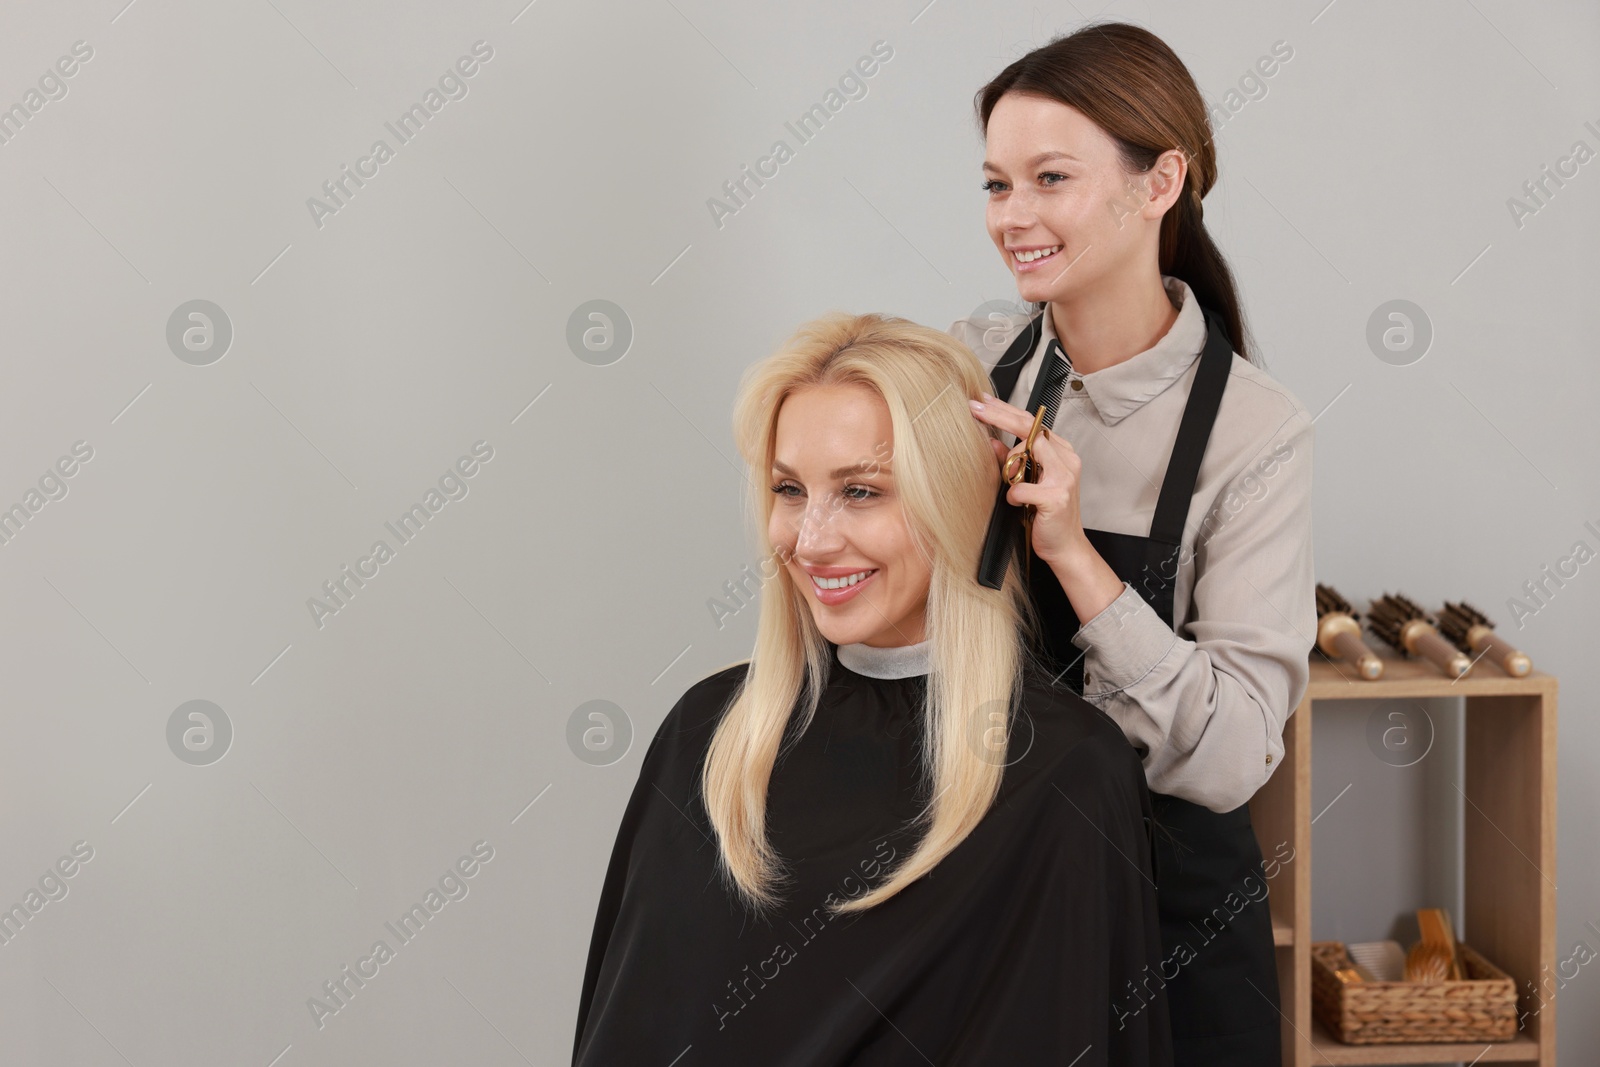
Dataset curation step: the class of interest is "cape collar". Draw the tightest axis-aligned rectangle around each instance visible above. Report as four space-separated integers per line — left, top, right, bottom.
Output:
835 638 930 679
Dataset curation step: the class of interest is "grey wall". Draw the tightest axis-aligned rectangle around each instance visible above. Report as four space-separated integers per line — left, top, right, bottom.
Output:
0 0 1595 1063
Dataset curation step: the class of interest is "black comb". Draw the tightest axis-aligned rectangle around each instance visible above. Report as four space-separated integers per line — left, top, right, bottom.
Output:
1034 340 1070 420
977 339 1071 589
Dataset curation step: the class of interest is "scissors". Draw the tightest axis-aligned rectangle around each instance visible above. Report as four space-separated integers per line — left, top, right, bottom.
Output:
1002 405 1048 578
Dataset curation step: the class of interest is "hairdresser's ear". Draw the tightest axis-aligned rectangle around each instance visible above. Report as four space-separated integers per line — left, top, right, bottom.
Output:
1144 148 1187 218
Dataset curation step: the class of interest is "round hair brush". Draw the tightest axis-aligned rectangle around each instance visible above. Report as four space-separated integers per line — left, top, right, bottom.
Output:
1367 593 1471 678
1438 601 1531 677
1314 583 1383 679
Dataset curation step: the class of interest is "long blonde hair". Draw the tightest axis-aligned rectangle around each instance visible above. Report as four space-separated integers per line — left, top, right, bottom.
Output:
700 311 1037 915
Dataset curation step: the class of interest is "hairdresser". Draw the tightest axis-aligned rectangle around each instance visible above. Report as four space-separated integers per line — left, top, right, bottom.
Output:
953 22 1316 1065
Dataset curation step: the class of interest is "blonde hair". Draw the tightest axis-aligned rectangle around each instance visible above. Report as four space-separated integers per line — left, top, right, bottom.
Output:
700 311 1038 915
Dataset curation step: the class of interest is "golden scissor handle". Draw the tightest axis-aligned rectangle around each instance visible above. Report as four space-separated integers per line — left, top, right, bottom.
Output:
1002 405 1048 485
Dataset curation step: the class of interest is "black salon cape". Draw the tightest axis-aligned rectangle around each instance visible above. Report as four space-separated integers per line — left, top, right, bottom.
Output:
572 646 1172 1066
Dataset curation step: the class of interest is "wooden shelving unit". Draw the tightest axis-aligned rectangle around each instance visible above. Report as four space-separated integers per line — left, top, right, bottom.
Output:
1249 650 1558 1066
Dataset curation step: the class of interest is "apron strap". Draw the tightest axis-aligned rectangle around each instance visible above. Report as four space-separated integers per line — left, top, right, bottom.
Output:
985 311 1043 403
982 302 1235 548
1148 306 1234 546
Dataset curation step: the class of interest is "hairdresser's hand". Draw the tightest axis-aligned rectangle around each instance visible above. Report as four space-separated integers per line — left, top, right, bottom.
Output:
968 392 1127 625
968 392 1091 568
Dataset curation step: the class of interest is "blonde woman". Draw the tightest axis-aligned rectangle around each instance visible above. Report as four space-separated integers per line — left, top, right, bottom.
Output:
572 313 1172 1066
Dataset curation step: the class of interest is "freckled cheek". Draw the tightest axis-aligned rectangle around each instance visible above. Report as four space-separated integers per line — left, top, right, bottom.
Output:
1042 195 1096 238
985 204 1005 239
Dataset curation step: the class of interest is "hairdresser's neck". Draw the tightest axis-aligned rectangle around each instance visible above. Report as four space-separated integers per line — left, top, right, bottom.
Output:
1048 267 1179 376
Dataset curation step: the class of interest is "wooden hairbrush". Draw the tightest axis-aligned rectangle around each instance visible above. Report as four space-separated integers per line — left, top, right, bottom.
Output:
1438 601 1531 677
1315 583 1383 680
1367 593 1470 678
1404 940 1454 983
1407 907 1464 982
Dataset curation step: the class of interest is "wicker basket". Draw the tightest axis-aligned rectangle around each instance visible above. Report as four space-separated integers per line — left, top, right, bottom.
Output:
1311 940 1519 1044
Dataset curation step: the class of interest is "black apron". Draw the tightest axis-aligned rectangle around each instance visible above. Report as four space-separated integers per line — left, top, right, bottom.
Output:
987 305 1282 1065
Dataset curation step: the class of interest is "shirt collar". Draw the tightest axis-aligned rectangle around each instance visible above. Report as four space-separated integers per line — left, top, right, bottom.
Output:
834 638 930 679
1038 275 1209 427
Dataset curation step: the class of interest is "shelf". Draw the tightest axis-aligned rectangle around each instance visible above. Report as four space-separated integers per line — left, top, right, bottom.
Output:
1309 1016 1540 1063
1307 649 1554 700
1258 648 1557 1066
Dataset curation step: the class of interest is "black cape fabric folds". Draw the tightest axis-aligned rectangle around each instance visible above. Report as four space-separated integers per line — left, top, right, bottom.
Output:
572 646 1173 1066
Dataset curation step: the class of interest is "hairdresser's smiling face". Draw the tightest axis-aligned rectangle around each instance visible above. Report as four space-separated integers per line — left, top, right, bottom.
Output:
982 91 1183 304
769 384 930 649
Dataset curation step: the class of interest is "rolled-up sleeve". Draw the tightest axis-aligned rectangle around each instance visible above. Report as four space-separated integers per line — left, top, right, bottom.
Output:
1070 410 1316 813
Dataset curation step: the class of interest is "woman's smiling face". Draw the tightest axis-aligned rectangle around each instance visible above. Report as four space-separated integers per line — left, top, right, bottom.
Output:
768 383 931 649
981 91 1183 304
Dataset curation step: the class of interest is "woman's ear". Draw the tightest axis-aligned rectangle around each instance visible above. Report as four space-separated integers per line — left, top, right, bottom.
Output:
1143 149 1187 219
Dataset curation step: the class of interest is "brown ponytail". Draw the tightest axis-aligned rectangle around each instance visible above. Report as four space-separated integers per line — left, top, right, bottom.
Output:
975 21 1261 367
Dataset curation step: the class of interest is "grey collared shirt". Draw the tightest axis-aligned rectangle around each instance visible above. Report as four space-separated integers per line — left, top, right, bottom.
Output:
949 276 1316 812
